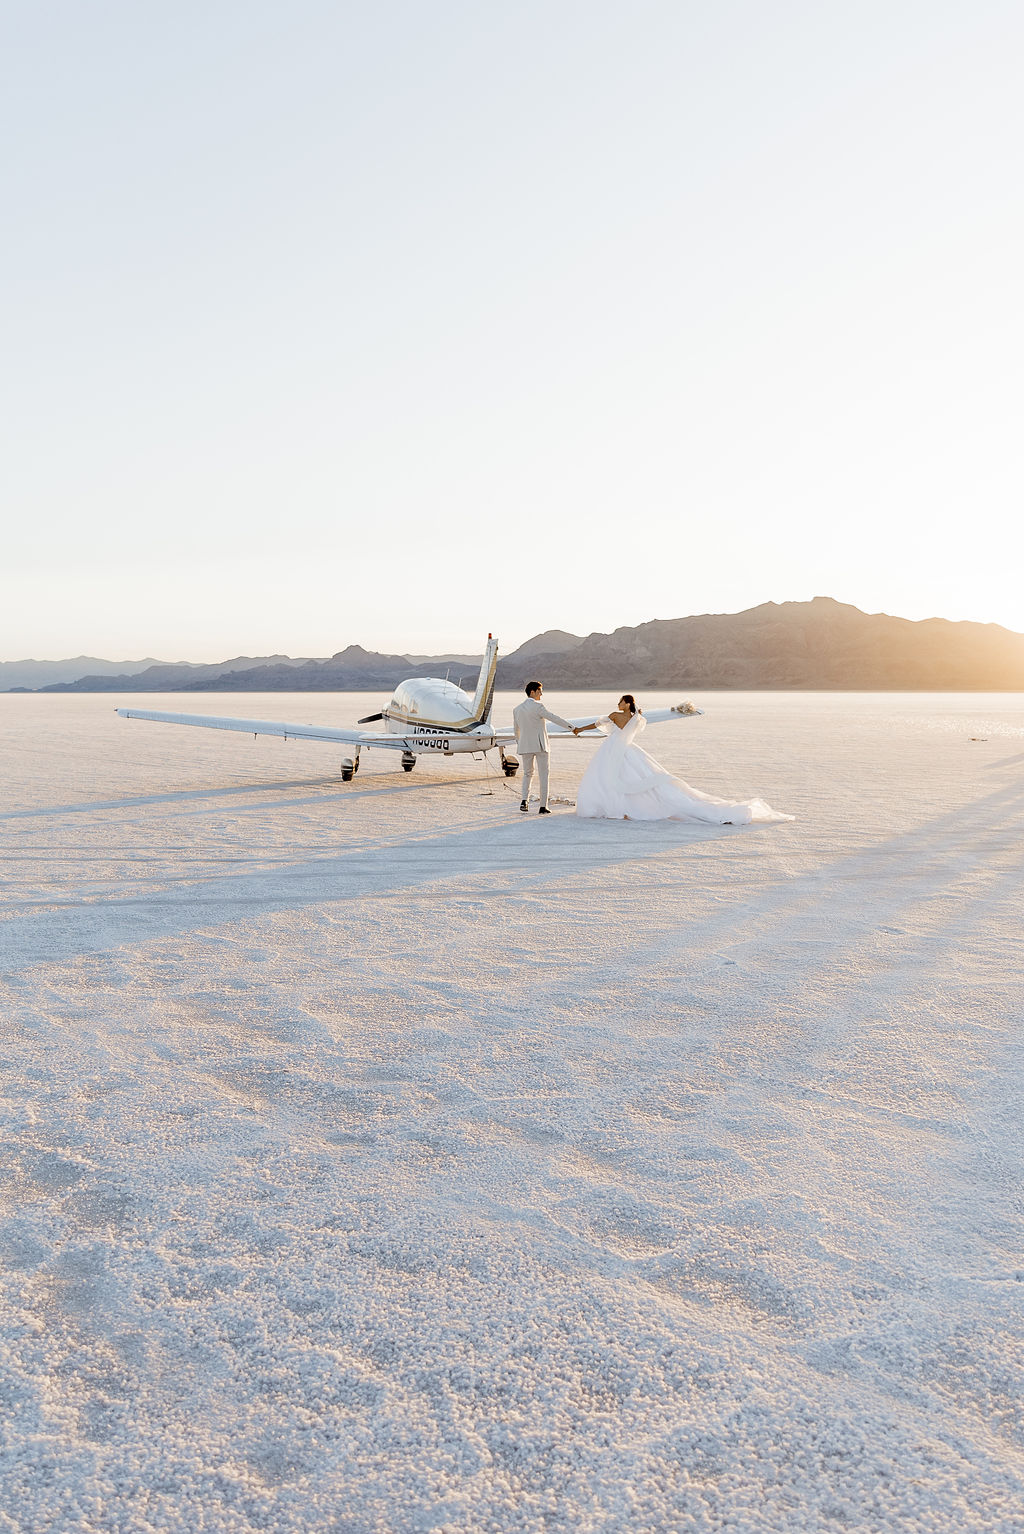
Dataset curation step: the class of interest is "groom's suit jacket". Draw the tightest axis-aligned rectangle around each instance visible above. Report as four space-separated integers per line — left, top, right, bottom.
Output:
512 697 573 754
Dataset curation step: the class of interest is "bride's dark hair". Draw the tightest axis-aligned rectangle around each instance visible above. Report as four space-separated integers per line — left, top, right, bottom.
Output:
619 694 637 715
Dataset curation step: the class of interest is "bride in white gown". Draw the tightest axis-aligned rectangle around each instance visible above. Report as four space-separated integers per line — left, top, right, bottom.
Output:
575 696 794 825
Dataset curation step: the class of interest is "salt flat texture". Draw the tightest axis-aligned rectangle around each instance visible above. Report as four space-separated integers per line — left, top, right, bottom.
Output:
1 690 1022 1534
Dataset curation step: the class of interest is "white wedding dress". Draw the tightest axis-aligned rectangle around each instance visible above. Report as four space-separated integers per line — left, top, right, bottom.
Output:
575 713 794 825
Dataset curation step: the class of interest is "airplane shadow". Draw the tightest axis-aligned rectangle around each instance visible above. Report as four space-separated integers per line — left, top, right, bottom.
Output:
1 804 782 972
4 774 1024 978
0 768 489 822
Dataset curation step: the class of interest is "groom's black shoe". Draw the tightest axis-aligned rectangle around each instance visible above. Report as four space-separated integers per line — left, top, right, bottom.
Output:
520 800 528 812
538 806 552 815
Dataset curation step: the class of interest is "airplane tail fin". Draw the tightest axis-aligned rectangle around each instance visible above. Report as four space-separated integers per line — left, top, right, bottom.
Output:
471 634 499 723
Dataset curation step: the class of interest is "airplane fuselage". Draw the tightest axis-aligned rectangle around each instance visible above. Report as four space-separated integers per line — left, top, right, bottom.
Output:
383 677 496 754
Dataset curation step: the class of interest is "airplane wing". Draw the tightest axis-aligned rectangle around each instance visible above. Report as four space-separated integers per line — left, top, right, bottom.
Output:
634 703 704 725
116 707 418 751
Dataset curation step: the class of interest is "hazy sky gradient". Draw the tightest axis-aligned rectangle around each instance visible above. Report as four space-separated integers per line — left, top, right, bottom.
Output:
3 1 1022 659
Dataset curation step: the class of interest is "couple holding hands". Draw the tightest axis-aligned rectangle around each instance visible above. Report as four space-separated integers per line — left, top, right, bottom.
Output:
512 680 793 826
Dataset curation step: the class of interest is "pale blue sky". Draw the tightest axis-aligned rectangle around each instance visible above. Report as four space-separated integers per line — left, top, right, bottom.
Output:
3 1 1021 659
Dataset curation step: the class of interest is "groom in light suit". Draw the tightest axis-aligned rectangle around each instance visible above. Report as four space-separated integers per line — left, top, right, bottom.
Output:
513 681 578 814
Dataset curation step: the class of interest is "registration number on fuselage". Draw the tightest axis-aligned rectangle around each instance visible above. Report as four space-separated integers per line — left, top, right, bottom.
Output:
410 730 451 751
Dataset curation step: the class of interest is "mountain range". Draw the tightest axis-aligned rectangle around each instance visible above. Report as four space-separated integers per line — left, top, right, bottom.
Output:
8 598 1024 692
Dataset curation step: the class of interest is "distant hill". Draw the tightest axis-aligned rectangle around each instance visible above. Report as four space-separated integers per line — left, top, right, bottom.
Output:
496 598 1024 690
508 629 584 662
18 598 1024 693
403 653 482 668
0 656 173 691
35 647 450 693
5 654 325 692
171 646 423 692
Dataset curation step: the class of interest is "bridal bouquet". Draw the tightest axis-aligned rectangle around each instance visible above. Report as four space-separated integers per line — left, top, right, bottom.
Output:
672 701 699 715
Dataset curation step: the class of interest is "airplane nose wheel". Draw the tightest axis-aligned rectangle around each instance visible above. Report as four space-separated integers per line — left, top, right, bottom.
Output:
501 752 520 778
401 752 416 773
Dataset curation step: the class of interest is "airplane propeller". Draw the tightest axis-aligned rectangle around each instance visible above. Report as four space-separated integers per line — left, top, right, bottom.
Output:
357 711 384 724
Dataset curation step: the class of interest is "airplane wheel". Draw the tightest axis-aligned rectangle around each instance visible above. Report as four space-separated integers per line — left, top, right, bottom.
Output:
401 753 416 773
504 763 519 777
341 767 353 782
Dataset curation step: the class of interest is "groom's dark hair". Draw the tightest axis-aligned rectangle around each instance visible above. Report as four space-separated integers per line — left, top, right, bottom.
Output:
525 681 542 697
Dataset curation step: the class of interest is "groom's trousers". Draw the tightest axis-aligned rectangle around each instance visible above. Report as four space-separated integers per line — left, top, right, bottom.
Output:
519 751 549 808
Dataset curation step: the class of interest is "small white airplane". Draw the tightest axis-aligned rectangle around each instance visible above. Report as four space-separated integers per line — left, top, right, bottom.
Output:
117 634 702 781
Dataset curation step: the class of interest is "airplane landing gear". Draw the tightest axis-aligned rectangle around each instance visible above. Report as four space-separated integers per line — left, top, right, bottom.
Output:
501 752 520 778
340 754 360 782
401 752 416 773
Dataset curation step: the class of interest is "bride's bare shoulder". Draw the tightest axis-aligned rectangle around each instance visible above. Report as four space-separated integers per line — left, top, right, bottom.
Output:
608 708 630 728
